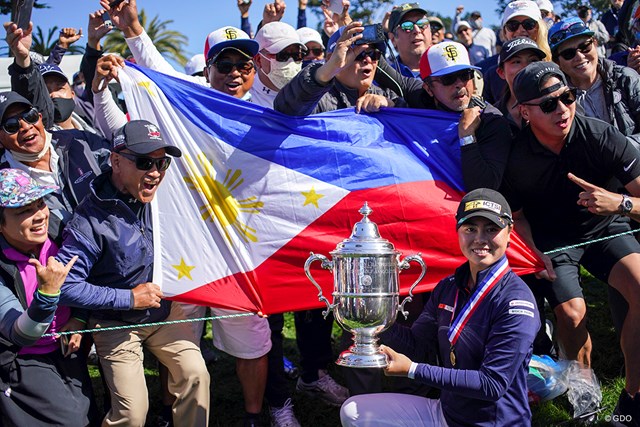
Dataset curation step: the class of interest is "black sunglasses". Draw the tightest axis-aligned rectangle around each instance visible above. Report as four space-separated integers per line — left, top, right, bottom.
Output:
308 48 324 57
504 18 538 32
117 151 172 171
549 21 589 46
431 69 475 86
1 107 40 134
355 49 382 62
523 88 577 113
211 60 254 75
274 49 305 63
557 38 594 60
430 22 443 32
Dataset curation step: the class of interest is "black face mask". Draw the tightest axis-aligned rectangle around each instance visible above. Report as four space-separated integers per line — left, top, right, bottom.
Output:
52 97 75 123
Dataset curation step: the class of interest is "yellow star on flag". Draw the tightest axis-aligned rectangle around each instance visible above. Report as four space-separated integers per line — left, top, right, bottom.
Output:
172 257 196 280
137 81 155 97
301 187 324 208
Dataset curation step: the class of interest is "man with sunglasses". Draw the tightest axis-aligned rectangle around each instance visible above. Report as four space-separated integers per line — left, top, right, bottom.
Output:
504 61 640 424
455 20 490 65
549 17 640 150
386 3 432 79
428 16 446 45
55 120 210 427
275 22 404 116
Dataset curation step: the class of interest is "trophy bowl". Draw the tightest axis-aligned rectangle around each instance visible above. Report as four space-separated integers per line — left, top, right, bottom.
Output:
304 203 426 368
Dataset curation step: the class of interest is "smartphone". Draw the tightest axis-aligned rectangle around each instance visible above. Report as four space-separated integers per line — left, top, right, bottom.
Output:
102 12 113 29
354 23 385 46
60 334 70 356
109 0 125 8
329 0 343 15
15 0 35 31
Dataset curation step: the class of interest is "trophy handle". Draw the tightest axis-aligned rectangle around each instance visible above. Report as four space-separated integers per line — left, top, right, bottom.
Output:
304 252 336 318
397 253 427 319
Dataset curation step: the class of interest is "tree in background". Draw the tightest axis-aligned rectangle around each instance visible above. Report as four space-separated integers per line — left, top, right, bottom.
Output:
29 25 84 55
103 9 188 65
0 0 47 17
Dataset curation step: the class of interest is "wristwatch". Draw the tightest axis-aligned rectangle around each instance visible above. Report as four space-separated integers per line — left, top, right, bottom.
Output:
619 194 633 215
459 135 476 147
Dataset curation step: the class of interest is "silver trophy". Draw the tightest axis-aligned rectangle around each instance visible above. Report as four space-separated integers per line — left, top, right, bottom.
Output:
304 203 427 368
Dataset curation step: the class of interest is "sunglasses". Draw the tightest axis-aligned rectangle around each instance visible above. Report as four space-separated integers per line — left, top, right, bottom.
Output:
523 88 577 113
430 69 475 86
549 21 589 46
504 18 538 32
308 48 324 57
399 18 430 33
557 38 594 60
430 22 443 32
1 107 40 134
211 60 254 75
274 49 305 62
355 49 382 62
117 151 172 171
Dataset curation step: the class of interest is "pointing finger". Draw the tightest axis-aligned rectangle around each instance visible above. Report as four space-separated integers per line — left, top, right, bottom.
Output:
567 173 598 192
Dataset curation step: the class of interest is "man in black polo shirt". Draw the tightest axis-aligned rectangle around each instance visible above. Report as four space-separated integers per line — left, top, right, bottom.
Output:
503 61 640 422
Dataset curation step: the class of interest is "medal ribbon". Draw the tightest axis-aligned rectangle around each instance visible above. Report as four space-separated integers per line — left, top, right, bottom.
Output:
447 257 510 346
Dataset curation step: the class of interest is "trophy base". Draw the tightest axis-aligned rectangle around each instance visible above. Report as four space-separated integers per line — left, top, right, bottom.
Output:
335 349 388 368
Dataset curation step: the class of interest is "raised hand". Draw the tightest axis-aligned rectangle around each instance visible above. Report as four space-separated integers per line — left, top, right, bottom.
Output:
263 0 286 25
4 21 33 67
87 9 113 49
28 256 78 295
58 27 82 49
237 0 252 18
99 0 142 38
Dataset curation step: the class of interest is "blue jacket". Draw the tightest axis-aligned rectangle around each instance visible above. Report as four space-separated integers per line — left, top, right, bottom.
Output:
56 172 171 324
382 256 539 427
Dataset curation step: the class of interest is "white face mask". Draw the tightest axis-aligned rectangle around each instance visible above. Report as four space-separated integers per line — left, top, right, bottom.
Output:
259 53 301 90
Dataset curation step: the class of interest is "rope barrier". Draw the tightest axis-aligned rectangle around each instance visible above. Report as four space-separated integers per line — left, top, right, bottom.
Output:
41 228 640 337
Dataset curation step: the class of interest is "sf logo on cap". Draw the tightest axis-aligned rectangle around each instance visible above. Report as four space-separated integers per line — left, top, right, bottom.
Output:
225 28 238 40
444 45 459 61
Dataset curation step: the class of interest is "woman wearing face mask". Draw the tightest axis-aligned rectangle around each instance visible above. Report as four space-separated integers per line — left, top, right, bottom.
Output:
0 169 95 426
549 17 640 149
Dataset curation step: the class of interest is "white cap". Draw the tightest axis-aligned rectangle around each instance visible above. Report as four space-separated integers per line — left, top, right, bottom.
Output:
203 26 259 62
419 41 480 80
254 22 303 54
455 20 472 32
296 27 324 48
502 1 542 26
535 0 554 13
185 54 206 76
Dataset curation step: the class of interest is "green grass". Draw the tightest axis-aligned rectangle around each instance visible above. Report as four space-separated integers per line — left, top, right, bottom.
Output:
88 272 624 426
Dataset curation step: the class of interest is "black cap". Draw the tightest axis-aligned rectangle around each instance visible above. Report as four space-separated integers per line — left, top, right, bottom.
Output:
499 37 546 65
0 91 33 122
112 120 182 157
389 3 428 32
470 11 482 18
513 61 568 105
456 188 513 229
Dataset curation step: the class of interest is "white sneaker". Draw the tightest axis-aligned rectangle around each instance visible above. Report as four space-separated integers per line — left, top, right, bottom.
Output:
269 398 301 427
296 370 349 406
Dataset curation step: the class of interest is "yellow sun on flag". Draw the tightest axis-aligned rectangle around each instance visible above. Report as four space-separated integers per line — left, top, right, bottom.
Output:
183 154 264 243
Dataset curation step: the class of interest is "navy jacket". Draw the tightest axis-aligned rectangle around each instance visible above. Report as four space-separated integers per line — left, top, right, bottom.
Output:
382 257 539 426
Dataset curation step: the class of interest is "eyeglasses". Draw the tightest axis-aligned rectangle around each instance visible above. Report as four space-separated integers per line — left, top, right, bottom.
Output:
522 88 577 113
211 60 254 75
117 151 172 171
430 69 475 86
457 27 471 35
355 49 382 62
398 18 430 33
557 38 594 60
430 22 443 32
1 107 40 134
549 21 589 46
308 48 324 57
274 49 305 63
504 18 538 32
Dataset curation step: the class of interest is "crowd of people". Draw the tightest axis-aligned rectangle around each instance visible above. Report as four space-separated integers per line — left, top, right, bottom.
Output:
1 0 640 426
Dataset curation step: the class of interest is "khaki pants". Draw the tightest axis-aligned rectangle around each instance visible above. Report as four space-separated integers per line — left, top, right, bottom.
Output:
90 304 210 427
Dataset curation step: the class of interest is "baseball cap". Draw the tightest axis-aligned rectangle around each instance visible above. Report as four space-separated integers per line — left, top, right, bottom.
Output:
513 61 568 104
326 26 387 54
388 3 428 33
428 16 444 29
38 63 68 82
548 17 594 52
536 0 554 13
502 0 542 26
297 27 324 48
470 11 482 18
455 188 513 229
112 120 182 157
499 37 546 65
419 41 480 80
0 91 33 122
203 26 259 63
254 22 304 54
0 168 58 208
185 54 206 76
455 20 472 32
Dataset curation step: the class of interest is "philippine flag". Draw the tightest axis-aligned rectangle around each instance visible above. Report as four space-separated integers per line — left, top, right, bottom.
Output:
118 64 541 315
